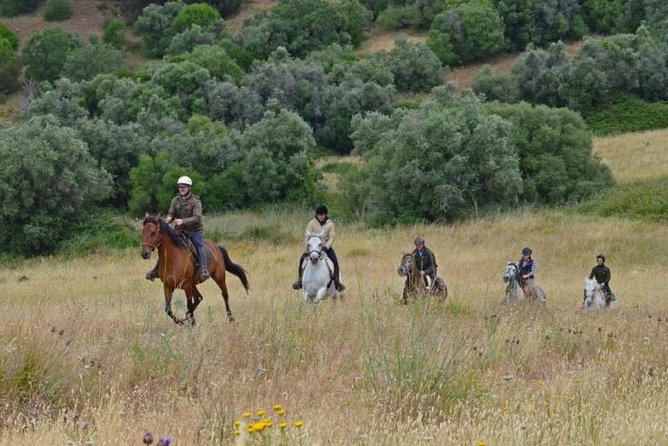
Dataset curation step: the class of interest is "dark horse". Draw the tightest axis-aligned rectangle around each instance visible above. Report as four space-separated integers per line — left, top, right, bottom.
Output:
397 253 448 305
140 214 249 325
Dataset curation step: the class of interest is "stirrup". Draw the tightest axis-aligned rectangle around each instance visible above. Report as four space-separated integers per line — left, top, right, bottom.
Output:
200 268 210 280
146 269 158 281
292 280 302 290
336 283 346 292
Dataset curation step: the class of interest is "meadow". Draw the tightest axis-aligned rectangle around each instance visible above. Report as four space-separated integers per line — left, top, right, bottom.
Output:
0 130 667 445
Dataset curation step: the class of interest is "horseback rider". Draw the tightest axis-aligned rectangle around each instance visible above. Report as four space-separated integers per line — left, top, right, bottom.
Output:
146 176 210 281
517 246 538 298
412 236 437 288
292 205 346 292
588 253 615 303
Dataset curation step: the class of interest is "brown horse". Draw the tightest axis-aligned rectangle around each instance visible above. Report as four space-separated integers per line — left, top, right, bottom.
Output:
397 253 448 305
140 214 249 325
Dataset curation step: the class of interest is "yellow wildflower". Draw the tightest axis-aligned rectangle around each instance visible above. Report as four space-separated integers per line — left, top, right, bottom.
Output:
273 404 283 411
233 420 240 427
478 442 486 446
279 422 288 430
256 409 266 417
233 430 241 436
242 411 251 418
277 409 286 417
294 420 304 428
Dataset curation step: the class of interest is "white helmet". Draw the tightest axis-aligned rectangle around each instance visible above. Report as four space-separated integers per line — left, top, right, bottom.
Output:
176 176 192 186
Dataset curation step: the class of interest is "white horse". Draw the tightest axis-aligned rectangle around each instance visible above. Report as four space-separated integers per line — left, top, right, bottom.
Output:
301 233 338 305
583 278 607 310
502 262 525 304
502 262 546 304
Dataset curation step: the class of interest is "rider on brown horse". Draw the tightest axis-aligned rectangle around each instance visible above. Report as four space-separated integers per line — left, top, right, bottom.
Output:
146 175 209 281
412 236 438 288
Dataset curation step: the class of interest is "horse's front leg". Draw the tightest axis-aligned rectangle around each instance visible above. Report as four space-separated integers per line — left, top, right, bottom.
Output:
163 286 182 325
402 281 409 305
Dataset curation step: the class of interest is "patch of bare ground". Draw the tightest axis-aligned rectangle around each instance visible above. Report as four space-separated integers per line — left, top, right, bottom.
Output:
356 29 427 55
446 40 585 93
225 0 278 33
0 0 120 51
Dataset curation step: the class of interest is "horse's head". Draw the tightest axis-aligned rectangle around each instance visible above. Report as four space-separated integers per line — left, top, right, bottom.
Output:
141 213 163 259
583 278 598 306
398 253 415 277
306 232 324 264
503 262 518 283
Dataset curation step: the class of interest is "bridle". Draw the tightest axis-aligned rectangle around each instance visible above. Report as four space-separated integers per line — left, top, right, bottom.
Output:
142 222 164 251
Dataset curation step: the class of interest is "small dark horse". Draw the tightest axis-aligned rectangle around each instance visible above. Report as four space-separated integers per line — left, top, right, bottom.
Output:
397 253 448 305
140 214 249 325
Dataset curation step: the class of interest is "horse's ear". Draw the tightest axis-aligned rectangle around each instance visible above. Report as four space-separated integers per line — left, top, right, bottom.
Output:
144 212 150 218
156 212 162 220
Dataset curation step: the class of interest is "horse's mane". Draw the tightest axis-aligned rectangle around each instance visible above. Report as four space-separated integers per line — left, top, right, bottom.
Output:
143 216 188 249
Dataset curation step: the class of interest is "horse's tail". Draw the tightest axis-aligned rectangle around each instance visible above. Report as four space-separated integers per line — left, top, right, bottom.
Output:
219 246 250 293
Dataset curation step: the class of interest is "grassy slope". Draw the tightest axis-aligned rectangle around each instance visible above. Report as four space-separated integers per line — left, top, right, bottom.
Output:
0 133 667 444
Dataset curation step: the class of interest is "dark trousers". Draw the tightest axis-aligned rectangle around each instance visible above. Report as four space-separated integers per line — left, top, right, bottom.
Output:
298 247 341 280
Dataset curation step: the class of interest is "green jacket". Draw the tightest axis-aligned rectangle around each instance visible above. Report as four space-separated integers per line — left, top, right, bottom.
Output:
589 264 611 286
167 193 203 235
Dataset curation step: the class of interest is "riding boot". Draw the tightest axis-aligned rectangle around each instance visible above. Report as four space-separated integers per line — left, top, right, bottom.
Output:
146 260 159 281
196 246 210 280
334 276 346 292
292 253 307 289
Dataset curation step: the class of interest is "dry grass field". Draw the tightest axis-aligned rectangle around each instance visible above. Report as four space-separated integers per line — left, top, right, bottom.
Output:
1 128 667 445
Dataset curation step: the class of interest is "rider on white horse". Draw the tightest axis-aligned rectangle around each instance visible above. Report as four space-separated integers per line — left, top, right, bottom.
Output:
587 253 615 304
518 247 541 299
292 205 346 292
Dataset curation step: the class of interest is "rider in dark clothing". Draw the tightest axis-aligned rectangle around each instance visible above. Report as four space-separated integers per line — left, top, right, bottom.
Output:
412 236 437 288
589 253 614 302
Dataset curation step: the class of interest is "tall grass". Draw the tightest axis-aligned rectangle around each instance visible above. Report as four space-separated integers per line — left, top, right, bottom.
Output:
0 130 666 444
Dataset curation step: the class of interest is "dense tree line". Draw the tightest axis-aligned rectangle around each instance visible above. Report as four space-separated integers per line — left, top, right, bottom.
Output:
4 0 664 254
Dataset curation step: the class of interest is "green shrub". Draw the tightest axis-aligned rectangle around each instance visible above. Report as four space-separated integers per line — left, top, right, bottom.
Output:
172 2 220 33
576 177 668 223
586 94 668 136
58 210 138 256
44 0 71 21
0 23 18 49
0 115 112 255
103 19 126 48
133 0 184 58
61 39 127 81
376 5 418 30
0 0 43 17
22 28 82 82
0 39 21 94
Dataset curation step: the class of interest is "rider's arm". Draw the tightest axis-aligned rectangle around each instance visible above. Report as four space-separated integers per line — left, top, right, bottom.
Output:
589 267 595 280
166 197 177 223
603 267 611 285
324 221 335 250
179 200 202 226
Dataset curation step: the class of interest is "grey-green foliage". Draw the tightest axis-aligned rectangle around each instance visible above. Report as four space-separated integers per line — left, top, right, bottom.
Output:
44 0 72 21
511 42 572 108
227 109 320 205
472 65 519 103
369 37 443 93
428 0 506 66
167 44 244 82
148 60 214 114
485 101 613 204
349 88 522 223
22 28 82 82
61 36 127 81
22 79 88 126
133 0 184 58
165 22 224 55
0 116 111 254
235 0 371 60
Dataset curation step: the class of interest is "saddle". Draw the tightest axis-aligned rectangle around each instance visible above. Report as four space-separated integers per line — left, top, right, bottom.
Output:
178 233 210 268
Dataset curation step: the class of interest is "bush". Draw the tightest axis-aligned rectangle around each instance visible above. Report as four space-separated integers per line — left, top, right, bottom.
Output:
0 0 43 17
133 0 184 58
168 44 243 82
22 28 82 82
376 5 419 30
472 65 519 103
61 38 127 81
485 101 614 204
0 39 21 94
0 116 112 255
171 2 220 33
576 177 668 223
585 94 668 136
349 89 522 223
44 0 72 21
0 23 18 50
103 19 126 48
370 37 442 93
58 210 138 256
